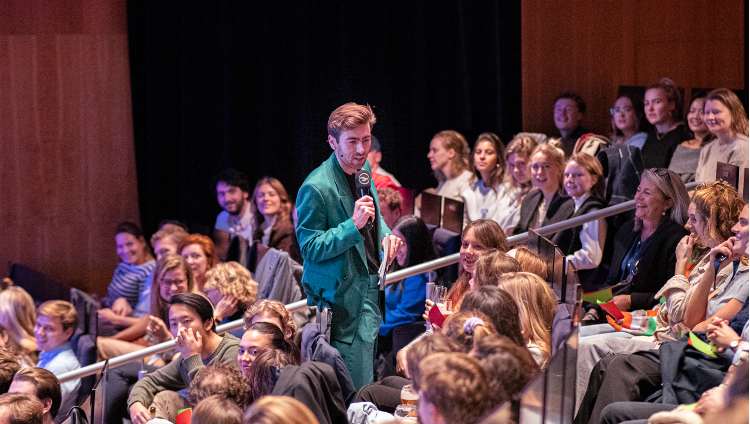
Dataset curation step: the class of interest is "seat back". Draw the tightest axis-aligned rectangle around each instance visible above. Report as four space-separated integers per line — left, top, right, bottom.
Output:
9 263 70 306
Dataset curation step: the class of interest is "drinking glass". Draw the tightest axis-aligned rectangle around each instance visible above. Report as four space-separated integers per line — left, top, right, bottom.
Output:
400 384 418 405
430 285 446 304
394 404 418 422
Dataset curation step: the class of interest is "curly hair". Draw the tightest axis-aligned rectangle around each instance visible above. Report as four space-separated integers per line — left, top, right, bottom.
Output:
432 130 471 182
691 181 744 246
497 272 556 367
377 187 403 212
187 363 250 409
242 300 297 337
204 262 258 311
418 353 491 424
177 234 218 271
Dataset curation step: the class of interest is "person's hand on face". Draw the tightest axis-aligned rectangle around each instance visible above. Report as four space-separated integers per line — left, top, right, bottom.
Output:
175 326 203 359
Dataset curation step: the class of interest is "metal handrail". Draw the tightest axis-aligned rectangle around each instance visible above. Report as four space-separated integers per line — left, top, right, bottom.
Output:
58 182 699 383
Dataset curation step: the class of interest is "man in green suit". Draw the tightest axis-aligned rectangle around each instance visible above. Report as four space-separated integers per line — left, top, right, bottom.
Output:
296 102 403 389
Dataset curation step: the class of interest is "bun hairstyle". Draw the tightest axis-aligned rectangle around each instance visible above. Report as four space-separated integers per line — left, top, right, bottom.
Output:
443 310 496 353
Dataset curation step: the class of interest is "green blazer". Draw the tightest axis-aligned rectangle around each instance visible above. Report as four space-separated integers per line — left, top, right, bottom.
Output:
296 153 392 343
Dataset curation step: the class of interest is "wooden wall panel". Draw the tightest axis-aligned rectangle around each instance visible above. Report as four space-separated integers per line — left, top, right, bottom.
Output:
522 0 746 137
0 0 137 296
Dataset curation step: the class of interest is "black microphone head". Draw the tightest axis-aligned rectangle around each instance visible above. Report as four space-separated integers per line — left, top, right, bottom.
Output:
355 170 371 191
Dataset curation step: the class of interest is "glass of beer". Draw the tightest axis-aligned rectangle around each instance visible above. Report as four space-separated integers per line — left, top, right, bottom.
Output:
430 286 446 304
401 384 418 405
438 299 453 319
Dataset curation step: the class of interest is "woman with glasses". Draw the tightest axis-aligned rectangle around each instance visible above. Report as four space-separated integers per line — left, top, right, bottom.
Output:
668 91 715 183
97 254 195 360
581 169 689 326
610 93 649 148
695 88 749 187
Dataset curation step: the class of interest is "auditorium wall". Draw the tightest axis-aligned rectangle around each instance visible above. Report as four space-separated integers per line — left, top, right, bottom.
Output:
521 0 747 136
0 0 138 295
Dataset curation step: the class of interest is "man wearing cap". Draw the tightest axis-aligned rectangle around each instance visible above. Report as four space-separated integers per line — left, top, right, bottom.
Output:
367 135 401 188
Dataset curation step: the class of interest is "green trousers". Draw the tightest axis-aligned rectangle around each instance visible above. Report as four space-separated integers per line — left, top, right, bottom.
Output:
332 276 381 390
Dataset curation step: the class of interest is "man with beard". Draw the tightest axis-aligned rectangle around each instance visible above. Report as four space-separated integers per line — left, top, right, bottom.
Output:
211 168 253 260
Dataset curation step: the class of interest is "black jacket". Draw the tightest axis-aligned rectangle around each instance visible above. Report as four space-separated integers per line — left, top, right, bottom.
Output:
605 218 688 310
272 361 348 424
513 189 570 235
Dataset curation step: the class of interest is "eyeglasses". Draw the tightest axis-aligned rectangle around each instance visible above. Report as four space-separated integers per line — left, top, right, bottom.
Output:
649 168 674 190
160 278 187 287
610 106 634 115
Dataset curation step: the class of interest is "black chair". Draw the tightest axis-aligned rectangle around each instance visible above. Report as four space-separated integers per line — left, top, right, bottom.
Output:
70 288 98 406
8 263 71 306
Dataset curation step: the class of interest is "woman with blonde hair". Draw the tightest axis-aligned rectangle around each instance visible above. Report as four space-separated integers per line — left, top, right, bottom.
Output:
513 143 570 235
0 286 36 353
498 135 537 234
641 77 690 169
427 130 473 199
251 177 302 264
472 249 522 288
204 261 258 329
695 88 749 188
497 272 556 367
507 247 548 280
244 395 319 424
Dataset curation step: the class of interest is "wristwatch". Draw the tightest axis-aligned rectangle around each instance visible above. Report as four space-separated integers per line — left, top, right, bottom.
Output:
730 339 744 350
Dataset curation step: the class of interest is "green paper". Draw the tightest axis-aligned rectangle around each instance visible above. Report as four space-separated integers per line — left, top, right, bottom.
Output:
689 331 717 358
582 287 613 304
681 402 697 410
177 408 191 415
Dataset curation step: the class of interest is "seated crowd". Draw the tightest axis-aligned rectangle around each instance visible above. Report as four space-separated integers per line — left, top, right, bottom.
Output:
0 80 747 424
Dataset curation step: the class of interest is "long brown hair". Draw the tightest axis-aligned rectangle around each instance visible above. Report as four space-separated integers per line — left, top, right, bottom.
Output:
150 254 194 321
252 177 293 241
471 132 505 189
447 220 508 308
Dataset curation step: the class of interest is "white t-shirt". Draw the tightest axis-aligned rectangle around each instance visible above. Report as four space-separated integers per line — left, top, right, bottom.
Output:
462 180 523 232
214 202 254 239
437 169 474 200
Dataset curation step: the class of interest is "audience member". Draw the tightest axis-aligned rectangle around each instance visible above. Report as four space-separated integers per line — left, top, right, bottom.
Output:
103 222 156 311
0 349 20 395
442 311 496 353
498 135 536 234
668 91 715 183
238 322 299 377
513 143 570 234
553 153 607 291
99 225 189 329
497 272 556 367
582 168 689 322
462 133 507 226
248 349 344 424
641 77 690 169
367 135 401 187
251 177 303 264
0 287 37 354
695 88 749 188
8 367 61 424
242 300 297 340
377 187 403 230
427 130 473 200
192 394 243 424
378 215 434 356
98 254 195 359
507 247 548 279
610 92 649 148
244 395 320 424
0 393 43 424
34 301 80 423
187 363 250 409
204 262 258 328
472 249 522 288
212 168 254 260
127 293 239 424
177 234 218 294
470 334 539 407
460 286 526 348
445 219 509 310
417 352 490 424
553 91 589 157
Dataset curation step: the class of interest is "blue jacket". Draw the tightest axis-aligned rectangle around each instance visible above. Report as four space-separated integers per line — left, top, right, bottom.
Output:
296 153 391 343
379 273 428 336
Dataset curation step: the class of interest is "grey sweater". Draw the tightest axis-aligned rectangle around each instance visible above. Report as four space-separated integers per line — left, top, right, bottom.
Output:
127 333 240 409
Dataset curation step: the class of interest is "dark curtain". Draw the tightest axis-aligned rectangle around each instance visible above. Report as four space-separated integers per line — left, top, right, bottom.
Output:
127 1 522 236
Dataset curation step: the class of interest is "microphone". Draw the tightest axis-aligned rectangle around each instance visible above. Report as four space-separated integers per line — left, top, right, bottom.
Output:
355 169 373 230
